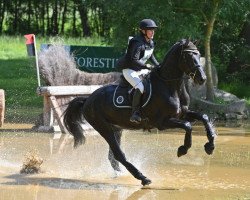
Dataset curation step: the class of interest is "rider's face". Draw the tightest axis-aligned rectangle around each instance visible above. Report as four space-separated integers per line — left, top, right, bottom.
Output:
142 29 155 40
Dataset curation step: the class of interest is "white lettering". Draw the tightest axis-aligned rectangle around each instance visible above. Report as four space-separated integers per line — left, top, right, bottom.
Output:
93 58 99 68
77 57 86 67
87 57 92 67
106 58 112 68
99 58 105 68
76 57 118 69
111 59 116 68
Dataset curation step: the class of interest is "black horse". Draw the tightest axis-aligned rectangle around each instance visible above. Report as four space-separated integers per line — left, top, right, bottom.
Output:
63 39 216 186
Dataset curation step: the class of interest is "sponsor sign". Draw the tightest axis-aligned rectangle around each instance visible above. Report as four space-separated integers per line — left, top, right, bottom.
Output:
41 44 123 73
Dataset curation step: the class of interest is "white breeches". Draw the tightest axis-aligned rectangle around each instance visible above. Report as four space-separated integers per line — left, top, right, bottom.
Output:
122 68 150 93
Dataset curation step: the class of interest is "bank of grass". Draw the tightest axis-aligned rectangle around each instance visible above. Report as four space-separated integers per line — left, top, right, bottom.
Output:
0 35 105 123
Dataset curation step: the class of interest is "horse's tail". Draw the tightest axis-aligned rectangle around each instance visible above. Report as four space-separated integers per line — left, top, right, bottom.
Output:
63 96 87 148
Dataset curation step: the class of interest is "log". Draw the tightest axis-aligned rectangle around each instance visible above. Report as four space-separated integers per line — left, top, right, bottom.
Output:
37 85 102 96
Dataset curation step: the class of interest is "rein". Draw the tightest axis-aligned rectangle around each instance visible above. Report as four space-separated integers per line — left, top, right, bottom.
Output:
153 69 190 82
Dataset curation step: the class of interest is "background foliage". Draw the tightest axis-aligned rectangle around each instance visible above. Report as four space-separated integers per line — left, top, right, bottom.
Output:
0 0 249 84
0 0 249 123
0 36 105 122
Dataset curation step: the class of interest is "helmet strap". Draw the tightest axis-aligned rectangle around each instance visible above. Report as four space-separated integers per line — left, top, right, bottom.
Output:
140 29 150 41
143 30 152 41
145 30 151 40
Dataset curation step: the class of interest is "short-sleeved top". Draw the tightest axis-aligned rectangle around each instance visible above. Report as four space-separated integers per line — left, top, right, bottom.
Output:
116 34 159 71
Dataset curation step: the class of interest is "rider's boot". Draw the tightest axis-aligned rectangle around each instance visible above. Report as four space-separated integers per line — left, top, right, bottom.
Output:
130 89 142 123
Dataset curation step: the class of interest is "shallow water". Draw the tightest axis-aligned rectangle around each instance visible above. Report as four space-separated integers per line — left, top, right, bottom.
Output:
0 123 250 200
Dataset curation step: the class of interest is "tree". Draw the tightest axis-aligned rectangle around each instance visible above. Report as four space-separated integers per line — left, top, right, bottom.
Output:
60 0 68 34
162 0 219 101
202 0 221 101
0 0 6 33
108 0 249 101
51 0 59 35
74 0 91 37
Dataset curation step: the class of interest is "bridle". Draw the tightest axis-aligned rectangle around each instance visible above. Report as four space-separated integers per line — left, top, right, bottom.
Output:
181 48 200 81
154 47 200 82
153 68 190 82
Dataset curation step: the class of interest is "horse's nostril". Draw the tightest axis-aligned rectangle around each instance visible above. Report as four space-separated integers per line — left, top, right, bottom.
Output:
196 76 206 84
201 77 206 84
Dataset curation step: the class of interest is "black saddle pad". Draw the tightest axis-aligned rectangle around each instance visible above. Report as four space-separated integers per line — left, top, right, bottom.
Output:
113 79 152 108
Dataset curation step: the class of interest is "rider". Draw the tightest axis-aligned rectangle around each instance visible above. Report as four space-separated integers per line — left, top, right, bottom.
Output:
116 19 160 123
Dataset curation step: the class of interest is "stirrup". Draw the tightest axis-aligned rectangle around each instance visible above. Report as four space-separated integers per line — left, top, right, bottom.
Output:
130 113 142 123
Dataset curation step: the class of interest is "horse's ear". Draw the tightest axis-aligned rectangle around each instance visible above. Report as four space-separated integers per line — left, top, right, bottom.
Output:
193 39 200 46
185 38 190 46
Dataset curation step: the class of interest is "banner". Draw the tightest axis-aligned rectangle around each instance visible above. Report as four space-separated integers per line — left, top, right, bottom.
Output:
41 44 123 73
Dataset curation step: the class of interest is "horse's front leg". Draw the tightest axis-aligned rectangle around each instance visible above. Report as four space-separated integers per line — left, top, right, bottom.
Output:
162 118 193 157
184 111 216 155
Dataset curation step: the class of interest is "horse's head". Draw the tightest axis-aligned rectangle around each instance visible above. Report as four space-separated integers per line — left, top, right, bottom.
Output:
179 39 207 85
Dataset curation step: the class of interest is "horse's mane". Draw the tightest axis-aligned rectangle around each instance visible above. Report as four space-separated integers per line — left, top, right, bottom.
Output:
160 39 184 67
161 39 197 66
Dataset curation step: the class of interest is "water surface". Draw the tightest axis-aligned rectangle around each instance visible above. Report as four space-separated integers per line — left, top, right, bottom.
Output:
0 123 249 200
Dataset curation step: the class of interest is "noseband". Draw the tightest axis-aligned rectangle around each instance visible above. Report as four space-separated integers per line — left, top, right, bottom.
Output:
181 49 200 81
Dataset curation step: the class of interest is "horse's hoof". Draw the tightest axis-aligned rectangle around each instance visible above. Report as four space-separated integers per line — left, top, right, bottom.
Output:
141 177 152 186
177 145 188 157
112 165 121 172
204 142 215 155
112 170 123 178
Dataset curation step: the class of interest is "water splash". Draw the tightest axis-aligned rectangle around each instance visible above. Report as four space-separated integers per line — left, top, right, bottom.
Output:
20 150 43 174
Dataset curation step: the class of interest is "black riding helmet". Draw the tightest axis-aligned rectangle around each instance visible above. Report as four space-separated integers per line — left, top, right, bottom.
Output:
139 19 158 30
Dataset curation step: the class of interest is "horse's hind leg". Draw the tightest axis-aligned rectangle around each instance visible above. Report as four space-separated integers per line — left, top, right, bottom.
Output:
91 121 151 185
108 128 122 172
105 133 151 186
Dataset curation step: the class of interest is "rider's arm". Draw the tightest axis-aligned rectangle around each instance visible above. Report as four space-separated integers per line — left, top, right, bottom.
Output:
127 41 148 70
149 54 160 67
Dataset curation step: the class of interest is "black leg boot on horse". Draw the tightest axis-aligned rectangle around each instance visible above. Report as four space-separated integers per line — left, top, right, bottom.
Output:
130 88 143 123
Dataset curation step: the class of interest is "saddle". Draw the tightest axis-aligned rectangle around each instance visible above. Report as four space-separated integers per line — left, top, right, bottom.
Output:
113 75 152 108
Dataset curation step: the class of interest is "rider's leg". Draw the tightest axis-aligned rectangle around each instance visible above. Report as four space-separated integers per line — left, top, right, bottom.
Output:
122 69 144 123
130 88 143 123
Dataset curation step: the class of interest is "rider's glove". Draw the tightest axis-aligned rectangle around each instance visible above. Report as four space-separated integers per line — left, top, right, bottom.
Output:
145 64 154 70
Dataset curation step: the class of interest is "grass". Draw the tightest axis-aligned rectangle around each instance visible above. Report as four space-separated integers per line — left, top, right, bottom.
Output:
0 36 40 123
0 35 105 123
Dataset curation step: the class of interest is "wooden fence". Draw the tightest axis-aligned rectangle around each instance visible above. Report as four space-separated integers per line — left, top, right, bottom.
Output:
37 85 102 136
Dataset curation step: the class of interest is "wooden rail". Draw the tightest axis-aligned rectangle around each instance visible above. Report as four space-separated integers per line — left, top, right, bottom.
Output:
37 85 102 134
